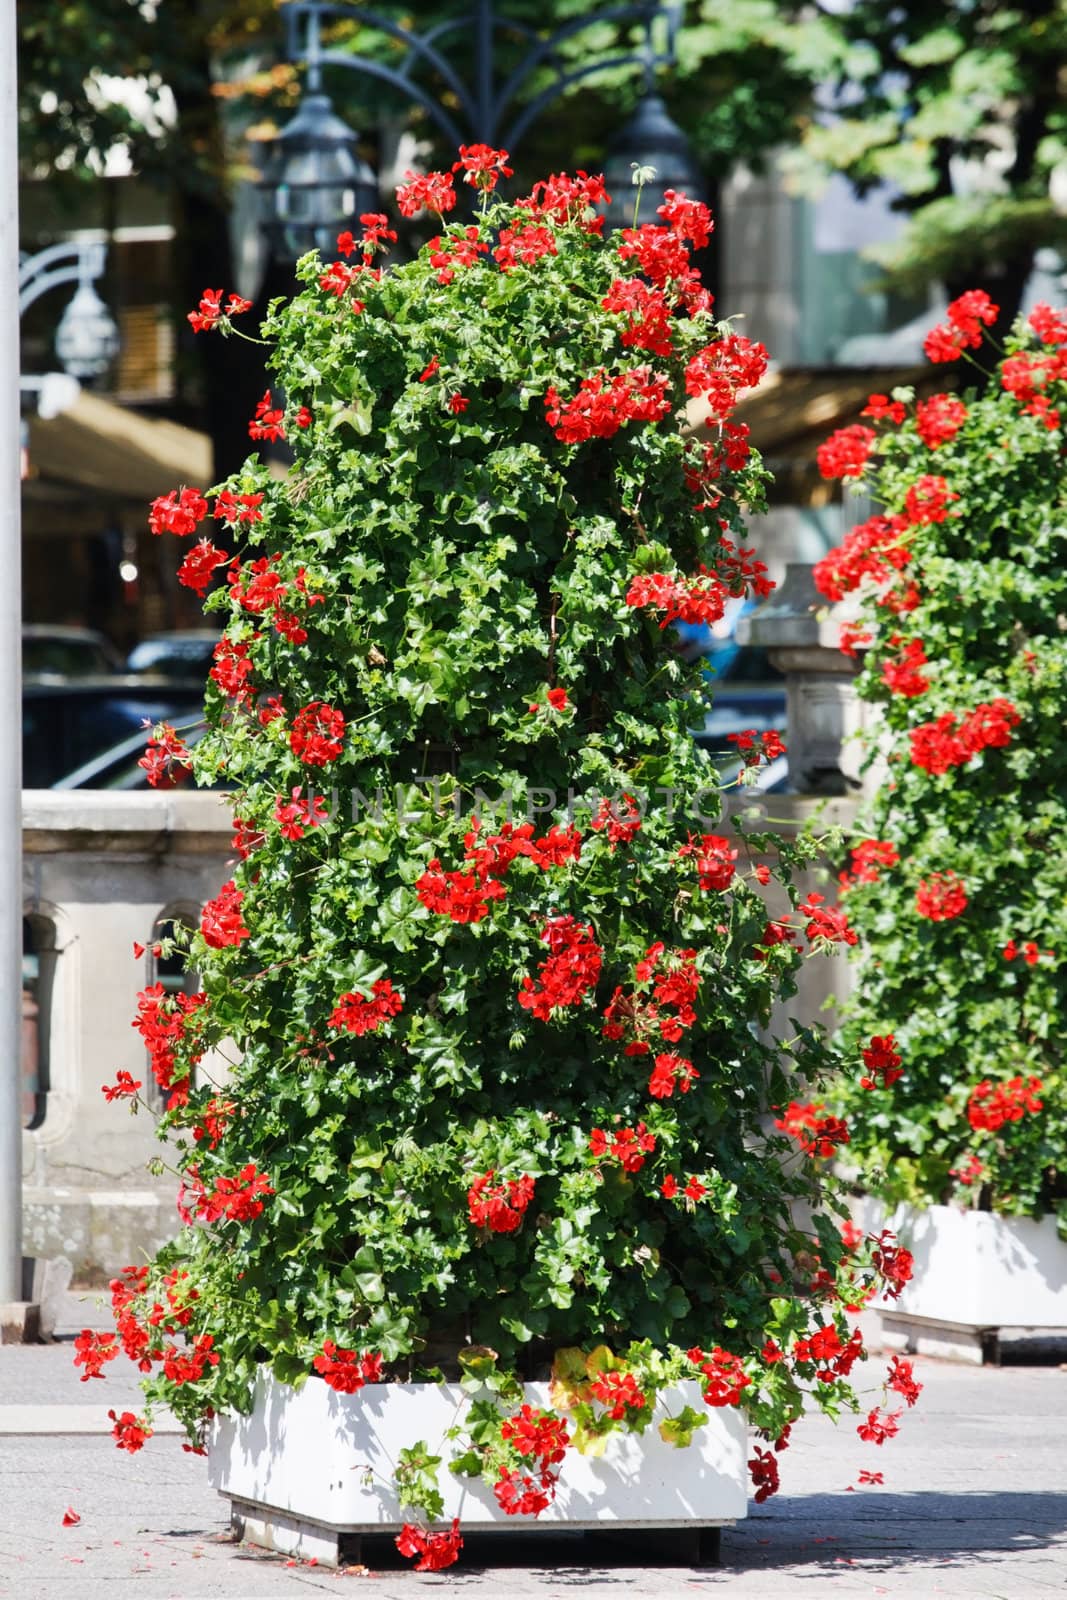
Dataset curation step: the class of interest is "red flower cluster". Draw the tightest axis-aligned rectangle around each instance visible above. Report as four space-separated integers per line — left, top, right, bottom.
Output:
816 424 876 480
914 871 968 922
101 1069 142 1102
132 983 206 1100
138 722 193 788
625 567 730 628
493 223 558 274
774 1101 850 1158
923 290 998 363
149 486 207 538
290 702 346 766
517 170 610 229
869 1230 915 1300
467 1170 535 1233
601 277 673 356
857 1406 901 1445
950 1153 985 1187
528 685 570 714
328 978 404 1036
793 1323 864 1382
500 1404 570 1467
967 1074 1043 1132
545 366 671 442
395 1518 463 1572
191 1095 237 1150
201 880 250 949
904 474 958 526
688 1344 751 1406
211 636 255 701
881 636 930 698
493 1403 570 1516
248 389 286 442
909 699 1020 774
453 143 513 190
187 288 251 333
396 169 457 218
915 393 967 450
191 1162 273 1225
73 1329 119 1380
861 1034 903 1090
416 856 506 923
1003 938 1053 965
162 1332 219 1386
274 787 328 840
839 838 899 891
177 540 230 597
493 1466 557 1517
109 1409 153 1453
647 1051 699 1099
813 512 910 602
678 832 736 891
749 1446 780 1503
1029 302 1067 345
590 794 642 849
318 258 368 305
657 189 713 249
887 1355 922 1407
616 223 708 312
798 893 857 947
726 727 786 765
426 225 489 284
588 1122 656 1173
590 1370 646 1418
312 1341 383 1393
518 916 603 1020
684 335 768 420
863 393 907 425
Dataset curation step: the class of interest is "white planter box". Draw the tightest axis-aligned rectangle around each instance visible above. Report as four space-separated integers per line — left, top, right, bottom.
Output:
209 1371 748 1566
854 1199 1067 1362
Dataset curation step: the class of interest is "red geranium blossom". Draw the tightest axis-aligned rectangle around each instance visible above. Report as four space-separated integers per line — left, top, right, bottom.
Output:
395 1518 463 1572
200 880 250 949
149 486 207 538
290 702 346 766
860 1034 903 1090
816 424 876 480
396 169 457 218
467 1170 535 1234
328 978 404 1036
914 871 967 921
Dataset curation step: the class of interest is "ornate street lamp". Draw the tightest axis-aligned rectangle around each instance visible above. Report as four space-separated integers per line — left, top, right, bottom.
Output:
18 239 120 382
602 93 707 232
258 0 702 259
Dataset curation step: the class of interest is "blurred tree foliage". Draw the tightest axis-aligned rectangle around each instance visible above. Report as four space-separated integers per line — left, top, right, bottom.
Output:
789 0 1067 335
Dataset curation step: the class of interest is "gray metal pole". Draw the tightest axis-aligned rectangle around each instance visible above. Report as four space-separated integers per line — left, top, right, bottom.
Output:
0 0 24 1306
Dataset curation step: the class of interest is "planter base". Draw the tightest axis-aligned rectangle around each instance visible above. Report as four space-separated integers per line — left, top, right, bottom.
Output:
210 1373 747 1569
226 1494 729 1570
880 1311 1067 1367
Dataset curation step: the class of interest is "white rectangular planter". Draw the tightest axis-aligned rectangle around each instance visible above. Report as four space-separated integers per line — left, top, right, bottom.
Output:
853 1199 1067 1362
209 1372 747 1566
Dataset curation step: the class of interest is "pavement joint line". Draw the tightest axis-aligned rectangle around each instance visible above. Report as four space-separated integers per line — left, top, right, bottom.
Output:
0 1404 183 1435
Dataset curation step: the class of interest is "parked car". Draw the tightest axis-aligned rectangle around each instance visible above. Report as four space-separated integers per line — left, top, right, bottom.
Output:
126 630 219 678
22 625 123 679
23 677 205 788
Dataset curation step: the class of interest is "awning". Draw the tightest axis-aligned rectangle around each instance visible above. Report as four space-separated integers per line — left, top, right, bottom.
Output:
27 390 211 502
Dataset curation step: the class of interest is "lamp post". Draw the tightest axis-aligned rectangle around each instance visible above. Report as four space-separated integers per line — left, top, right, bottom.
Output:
258 0 704 258
0 0 24 1325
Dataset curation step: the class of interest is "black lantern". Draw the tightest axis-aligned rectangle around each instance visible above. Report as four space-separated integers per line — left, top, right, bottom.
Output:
601 93 705 232
257 91 379 260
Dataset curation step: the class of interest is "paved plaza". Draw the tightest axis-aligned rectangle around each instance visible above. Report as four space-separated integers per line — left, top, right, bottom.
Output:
1 1306 1065 1600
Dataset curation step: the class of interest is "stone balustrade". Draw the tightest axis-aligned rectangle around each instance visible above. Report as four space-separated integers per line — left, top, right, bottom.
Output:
22 791 232 1280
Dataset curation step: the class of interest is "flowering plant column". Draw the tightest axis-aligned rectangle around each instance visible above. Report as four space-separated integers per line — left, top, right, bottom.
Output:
89 152 919 1565
816 294 1067 1221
